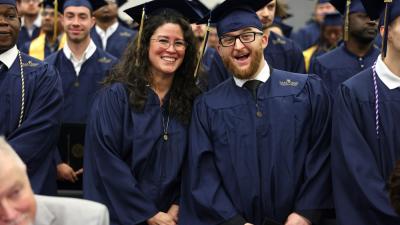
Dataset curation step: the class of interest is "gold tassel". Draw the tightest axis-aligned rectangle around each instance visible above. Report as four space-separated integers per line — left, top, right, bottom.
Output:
382 0 393 59
344 0 351 41
52 0 58 44
135 6 145 66
194 21 210 78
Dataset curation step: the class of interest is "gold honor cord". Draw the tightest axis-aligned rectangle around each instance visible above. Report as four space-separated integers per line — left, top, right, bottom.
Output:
18 51 25 128
344 0 351 41
382 0 393 59
194 20 210 78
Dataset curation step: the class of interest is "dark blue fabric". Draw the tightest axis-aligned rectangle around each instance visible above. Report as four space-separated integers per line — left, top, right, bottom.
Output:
91 24 137 59
45 48 117 123
206 32 305 91
216 8 262 37
310 44 380 94
0 0 16 6
180 70 332 225
0 53 63 195
83 83 187 225
291 21 320 50
331 68 400 225
17 26 41 49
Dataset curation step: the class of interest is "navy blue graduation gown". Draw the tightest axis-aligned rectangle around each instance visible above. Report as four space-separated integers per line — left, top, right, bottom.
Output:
310 44 380 94
180 70 332 225
331 68 400 225
0 53 63 195
17 26 41 49
83 83 188 225
206 32 305 90
91 24 137 59
291 21 320 50
45 48 117 123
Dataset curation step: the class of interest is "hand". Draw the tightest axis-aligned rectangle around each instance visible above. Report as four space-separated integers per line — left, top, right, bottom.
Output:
147 212 176 225
284 213 311 225
56 163 83 183
167 204 179 223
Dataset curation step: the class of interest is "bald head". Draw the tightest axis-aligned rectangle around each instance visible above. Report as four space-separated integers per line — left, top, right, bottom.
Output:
0 137 26 172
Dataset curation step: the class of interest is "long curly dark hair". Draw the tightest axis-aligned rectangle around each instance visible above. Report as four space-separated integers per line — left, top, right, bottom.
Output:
105 9 201 125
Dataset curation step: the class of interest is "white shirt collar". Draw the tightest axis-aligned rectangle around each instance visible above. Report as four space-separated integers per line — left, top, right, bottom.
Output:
95 22 119 50
375 54 400 90
0 45 18 69
63 40 97 75
233 60 270 87
63 39 97 62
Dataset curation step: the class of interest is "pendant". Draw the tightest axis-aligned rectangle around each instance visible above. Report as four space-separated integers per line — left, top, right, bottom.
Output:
74 81 80 87
163 133 168 141
256 111 263 118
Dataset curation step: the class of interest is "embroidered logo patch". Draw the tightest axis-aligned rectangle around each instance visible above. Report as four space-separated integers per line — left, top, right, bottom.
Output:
98 57 112 63
22 60 39 67
119 32 132 37
279 79 299 87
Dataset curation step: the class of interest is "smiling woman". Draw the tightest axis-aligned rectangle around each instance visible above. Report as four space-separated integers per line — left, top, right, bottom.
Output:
82 1 202 225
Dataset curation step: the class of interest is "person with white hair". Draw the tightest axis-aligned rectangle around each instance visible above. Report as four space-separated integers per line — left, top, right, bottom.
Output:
0 137 110 225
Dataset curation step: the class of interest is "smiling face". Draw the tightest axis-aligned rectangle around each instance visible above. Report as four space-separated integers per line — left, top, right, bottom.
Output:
62 5 95 44
148 23 186 78
217 27 268 80
0 4 20 54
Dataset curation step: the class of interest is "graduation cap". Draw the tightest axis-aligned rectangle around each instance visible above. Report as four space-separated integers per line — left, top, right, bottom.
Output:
200 0 271 37
323 12 343 26
57 0 108 13
188 0 209 17
124 0 204 24
360 0 395 58
329 0 367 40
0 0 16 7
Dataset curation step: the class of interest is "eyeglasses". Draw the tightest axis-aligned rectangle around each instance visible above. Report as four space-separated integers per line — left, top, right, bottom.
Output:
151 37 187 51
219 32 263 47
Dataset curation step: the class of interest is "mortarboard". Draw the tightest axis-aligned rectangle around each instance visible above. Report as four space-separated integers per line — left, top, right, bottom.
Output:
0 0 16 6
323 12 343 26
124 0 204 24
317 0 331 3
188 0 210 18
200 0 271 37
58 0 108 13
